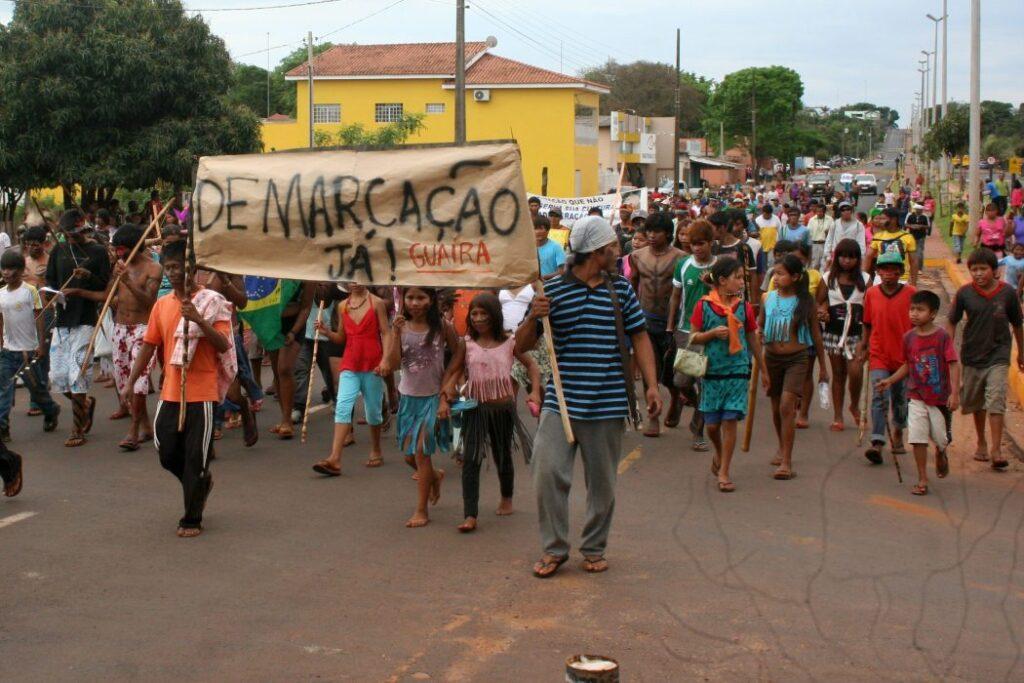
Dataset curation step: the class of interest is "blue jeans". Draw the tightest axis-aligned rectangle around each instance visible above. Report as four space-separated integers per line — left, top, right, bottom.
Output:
0 349 59 429
951 235 964 256
870 369 908 444
214 332 263 429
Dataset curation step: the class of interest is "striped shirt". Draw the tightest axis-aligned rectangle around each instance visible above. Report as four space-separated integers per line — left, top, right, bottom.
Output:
542 272 645 420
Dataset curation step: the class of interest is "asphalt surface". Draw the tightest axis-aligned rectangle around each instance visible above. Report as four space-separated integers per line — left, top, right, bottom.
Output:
4 131 1023 681
3 313 1024 682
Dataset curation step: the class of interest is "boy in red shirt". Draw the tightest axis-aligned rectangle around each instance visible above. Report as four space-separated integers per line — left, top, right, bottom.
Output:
857 251 916 465
877 291 960 495
122 241 235 538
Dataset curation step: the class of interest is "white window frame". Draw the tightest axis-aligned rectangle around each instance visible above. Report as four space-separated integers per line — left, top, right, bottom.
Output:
374 103 404 123
312 103 341 124
425 103 446 115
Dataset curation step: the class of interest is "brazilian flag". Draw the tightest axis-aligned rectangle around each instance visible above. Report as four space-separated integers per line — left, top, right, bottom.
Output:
239 277 301 352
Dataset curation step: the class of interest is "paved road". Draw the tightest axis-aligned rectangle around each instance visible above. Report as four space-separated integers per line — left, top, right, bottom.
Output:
3 288 1024 682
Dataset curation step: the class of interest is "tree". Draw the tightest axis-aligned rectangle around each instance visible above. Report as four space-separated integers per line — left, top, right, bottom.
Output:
579 60 708 135
227 62 291 119
0 0 261 207
923 102 968 159
271 42 335 118
704 66 804 165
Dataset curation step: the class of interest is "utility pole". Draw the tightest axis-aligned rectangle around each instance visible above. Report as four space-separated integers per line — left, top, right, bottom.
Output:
750 73 756 184
672 28 681 196
926 13 941 186
941 0 949 181
454 0 466 144
968 0 981 230
266 32 271 119
307 31 314 148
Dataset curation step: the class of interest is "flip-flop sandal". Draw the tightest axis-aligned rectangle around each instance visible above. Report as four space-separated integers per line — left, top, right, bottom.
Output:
176 526 203 538
64 435 86 448
532 554 567 578
773 468 796 480
992 459 1009 470
26 408 42 417
718 481 736 493
312 460 341 477
118 439 140 452
3 453 22 497
365 456 383 468
83 397 96 434
973 452 990 462
692 438 709 452
795 419 810 429
276 426 294 440
581 556 609 573
936 451 949 478
911 483 928 496
829 421 845 432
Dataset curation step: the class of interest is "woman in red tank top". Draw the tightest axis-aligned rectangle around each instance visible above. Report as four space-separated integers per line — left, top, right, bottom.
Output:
311 284 393 477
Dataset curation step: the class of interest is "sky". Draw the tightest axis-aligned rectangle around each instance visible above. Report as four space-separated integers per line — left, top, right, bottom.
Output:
2 0 1021 125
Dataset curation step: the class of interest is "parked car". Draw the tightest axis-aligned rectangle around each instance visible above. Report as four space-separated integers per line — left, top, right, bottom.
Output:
807 173 833 197
854 173 878 194
839 172 854 186
657 180 699 198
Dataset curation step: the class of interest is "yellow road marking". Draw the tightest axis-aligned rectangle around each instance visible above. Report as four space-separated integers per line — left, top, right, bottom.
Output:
618 446 642 474
867 494 947 522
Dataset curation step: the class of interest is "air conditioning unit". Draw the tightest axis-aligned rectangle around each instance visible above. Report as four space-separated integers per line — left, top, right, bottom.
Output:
473 89 491 102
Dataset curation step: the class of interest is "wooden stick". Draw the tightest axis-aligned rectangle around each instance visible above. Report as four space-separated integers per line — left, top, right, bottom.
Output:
35 273 77 321
741 359 760 452
300 299 326 444
32 197 80 267
78 199 174 379
534 279 574 444
857 361 870 446
178 214 194 433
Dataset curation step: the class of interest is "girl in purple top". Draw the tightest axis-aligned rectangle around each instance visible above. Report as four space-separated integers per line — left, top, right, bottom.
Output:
390 286 458 529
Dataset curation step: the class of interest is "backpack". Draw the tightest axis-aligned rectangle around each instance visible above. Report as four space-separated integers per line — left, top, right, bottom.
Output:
877 232 909 261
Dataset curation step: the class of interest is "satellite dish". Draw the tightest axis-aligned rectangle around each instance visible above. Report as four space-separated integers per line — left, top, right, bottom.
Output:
485 35 498 48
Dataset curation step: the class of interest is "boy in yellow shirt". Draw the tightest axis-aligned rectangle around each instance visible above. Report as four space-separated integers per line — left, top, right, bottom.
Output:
950 202 970 263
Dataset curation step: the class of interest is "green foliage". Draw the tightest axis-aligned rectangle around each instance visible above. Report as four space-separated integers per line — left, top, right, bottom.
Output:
704 66 804 162
921 100 1023 160
227 62 291 118
792 107 887 161
579 60 709 135
323 113 426 148
0 0 262 199
271 42 335 117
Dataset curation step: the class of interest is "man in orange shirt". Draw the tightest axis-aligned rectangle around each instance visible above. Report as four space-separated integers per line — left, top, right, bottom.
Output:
122 240 234 538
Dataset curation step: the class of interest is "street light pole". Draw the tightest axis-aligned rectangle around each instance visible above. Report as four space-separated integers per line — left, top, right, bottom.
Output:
926 12 942 187
672 28 680 196
941 0 948 120
968 0 981 230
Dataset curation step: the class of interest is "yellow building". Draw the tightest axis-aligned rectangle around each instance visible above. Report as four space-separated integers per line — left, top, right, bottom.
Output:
261 41 608 197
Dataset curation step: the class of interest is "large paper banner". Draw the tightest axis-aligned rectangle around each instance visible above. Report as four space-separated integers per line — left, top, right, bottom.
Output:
192 142 538 287
531 188 647 222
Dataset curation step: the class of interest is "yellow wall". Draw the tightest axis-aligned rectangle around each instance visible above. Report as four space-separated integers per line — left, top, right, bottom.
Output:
262 78 597 197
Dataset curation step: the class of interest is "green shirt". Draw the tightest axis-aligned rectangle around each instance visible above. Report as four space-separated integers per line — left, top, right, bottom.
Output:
672 255 715 332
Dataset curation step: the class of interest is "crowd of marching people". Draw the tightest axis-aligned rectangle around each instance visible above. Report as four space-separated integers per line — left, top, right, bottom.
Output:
0 173 1022 578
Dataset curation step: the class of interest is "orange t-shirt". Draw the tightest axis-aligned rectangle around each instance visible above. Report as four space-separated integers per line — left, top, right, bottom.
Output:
143 290 231 403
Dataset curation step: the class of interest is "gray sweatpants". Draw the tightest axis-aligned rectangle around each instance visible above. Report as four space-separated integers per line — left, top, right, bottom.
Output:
532 412 624 559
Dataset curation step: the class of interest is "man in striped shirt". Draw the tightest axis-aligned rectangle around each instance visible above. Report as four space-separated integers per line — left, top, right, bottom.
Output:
517 216 662 578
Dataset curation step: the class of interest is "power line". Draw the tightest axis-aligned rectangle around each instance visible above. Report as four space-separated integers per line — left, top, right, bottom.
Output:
1 0 347 11
470 3 591 73
478 0 638 66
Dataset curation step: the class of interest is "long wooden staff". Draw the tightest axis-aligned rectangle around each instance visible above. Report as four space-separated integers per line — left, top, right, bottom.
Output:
857 361 870 446
534 279 574 443
178 212 196 432
741 360 760 452
300 299 326 444
35 273 77 321
79 199 174 378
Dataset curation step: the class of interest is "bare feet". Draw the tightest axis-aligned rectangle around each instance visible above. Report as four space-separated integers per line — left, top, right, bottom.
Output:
344 433 356 447
430 469 445 505
495 497 514 516
458 517 477 533
176 527 203 538
406 511 429 528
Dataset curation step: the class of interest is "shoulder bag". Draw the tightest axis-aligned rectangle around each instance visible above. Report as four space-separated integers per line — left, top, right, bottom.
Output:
603 273 642 429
